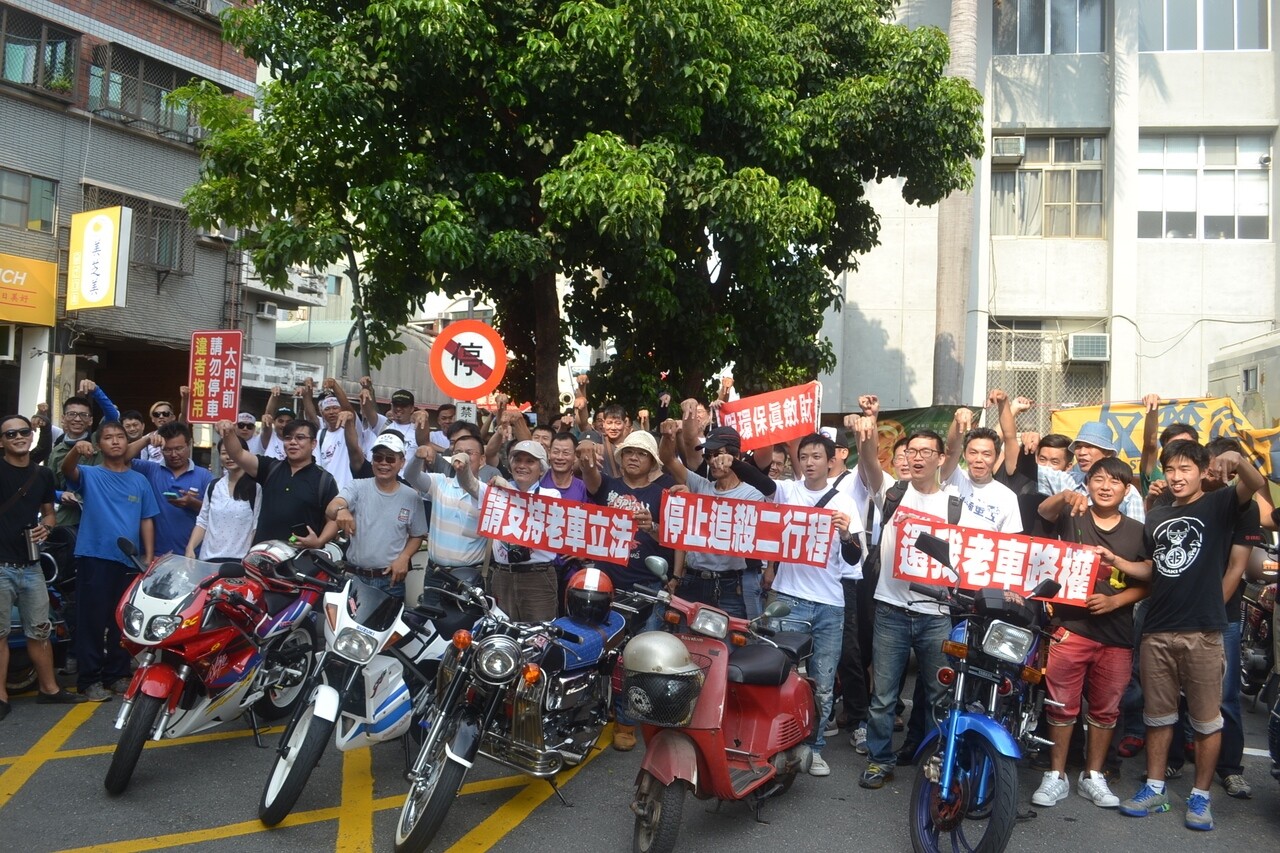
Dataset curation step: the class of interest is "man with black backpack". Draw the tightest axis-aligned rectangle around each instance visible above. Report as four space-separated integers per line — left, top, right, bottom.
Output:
859 427 971 790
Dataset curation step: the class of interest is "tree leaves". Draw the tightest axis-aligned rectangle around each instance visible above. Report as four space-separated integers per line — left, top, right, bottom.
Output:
181 0 982 410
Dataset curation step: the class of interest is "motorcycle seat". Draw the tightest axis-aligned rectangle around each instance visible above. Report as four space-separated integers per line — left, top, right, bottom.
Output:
771 632 813 663
263 591 296 616
726 643 790 687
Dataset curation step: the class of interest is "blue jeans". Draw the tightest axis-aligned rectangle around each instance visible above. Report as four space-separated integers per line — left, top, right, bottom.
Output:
75 557 134 690
866 602 951 766
0 562 51 639
676 572 747 620
354 572 405 600
775 593 843 753
742 568 764 622
1216 620 1245 778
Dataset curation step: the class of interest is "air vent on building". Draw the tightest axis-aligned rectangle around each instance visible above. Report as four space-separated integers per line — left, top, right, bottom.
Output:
1067 332 1110 362
991 136 1026 164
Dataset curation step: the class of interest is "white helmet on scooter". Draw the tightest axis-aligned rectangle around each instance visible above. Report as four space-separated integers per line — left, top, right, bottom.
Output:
622 632 705 727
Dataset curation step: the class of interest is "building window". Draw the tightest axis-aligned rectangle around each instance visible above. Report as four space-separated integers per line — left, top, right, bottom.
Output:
83 185 195 274
0 4 78 95
991 136 1105 238
1140 0 1269 51
0 168 56 232
993 0 1105 55
87 44 205 141
1138 134 1270 239
326 274 341 295
1242 366 1259 392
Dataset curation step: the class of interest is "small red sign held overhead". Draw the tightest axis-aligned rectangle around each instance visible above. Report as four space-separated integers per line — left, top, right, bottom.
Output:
429 320 507 401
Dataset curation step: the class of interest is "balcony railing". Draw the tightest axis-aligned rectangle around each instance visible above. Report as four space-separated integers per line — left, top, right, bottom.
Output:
240 353 324 390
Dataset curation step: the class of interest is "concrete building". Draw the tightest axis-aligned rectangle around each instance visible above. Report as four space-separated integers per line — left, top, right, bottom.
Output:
821 1 1279 430
0 0 322 422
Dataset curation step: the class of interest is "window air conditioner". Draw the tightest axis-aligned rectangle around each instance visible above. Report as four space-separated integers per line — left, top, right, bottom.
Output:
1067 332 1110 362
991 136 1026 164
195 223 238 246
256 301 279 321
0 324 14 361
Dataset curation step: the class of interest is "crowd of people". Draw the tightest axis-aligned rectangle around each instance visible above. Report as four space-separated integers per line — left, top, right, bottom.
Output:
2 375 1277 834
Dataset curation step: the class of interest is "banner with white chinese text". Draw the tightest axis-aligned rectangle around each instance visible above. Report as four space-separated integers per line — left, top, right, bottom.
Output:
658 489 834 569
477 486 636 563
891 508 1100 606
187 331 244 424
716 382 822 453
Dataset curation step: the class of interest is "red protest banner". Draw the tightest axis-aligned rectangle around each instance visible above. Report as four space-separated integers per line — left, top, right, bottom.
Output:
891 508 1100 606
717 382 822 452
477 486 636 563
187 330 244 424
658 489 834 569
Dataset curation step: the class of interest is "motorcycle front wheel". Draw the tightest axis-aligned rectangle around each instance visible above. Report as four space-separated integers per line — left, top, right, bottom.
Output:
104 693 165 795
254 626 316 721
393 711 465 853
259 700 336 826
909 734 1017 853
632 770 685 853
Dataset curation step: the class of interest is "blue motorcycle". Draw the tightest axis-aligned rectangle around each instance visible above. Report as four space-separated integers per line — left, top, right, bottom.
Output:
906 533 1058 853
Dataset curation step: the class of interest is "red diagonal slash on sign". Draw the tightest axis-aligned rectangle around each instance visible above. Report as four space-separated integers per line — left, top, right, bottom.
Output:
445 338 493 380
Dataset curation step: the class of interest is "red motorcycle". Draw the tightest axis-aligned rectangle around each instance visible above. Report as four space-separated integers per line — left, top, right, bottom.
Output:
105 540 337 794
622 558 815 853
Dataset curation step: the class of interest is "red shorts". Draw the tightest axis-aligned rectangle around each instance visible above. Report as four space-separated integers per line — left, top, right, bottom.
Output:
1044 630 1132 729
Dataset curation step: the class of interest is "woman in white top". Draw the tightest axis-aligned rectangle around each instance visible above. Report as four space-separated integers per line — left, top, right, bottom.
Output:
186 436 261 561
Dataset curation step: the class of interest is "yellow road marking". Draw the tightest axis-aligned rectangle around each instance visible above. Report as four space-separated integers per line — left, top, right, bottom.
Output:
442 725 612 853
336 747 375 853
0 724 286 766
0 702 98 809
55 806 346 853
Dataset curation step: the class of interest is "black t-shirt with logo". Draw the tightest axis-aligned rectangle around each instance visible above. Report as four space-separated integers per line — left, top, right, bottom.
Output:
1053 511 1147 648
589 473 675 590
1142 486 1248 635
0 458 57 564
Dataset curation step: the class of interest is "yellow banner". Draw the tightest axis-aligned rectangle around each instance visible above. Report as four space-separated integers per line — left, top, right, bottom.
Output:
1052 397 1280 482
67 206 132 310
0 252 57 326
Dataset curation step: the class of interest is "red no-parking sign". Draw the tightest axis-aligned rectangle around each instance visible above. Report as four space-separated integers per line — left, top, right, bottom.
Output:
429 320 507 401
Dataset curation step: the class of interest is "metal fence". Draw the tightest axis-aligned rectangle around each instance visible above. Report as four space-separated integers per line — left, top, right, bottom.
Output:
986 328 1108 435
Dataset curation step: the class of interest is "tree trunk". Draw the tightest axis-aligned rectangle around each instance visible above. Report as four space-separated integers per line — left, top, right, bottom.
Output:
531 269 561 423
933 0 979 405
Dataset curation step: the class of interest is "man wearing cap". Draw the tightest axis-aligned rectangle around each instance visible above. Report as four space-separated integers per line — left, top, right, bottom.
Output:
485 440 561 621
657 420 761 618
259 386 299 460
1038 421 1146 521
315 389 375 491
368 389 422 475
325 433 427 600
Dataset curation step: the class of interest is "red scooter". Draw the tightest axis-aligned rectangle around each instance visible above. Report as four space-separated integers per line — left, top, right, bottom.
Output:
622 558 815 853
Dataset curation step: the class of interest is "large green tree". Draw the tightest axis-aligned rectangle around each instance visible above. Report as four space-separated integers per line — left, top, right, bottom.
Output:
183 0 982 416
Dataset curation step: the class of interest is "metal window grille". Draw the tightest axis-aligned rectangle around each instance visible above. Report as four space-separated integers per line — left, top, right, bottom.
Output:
83 185 195 275
986 328 1108 434
87 43 204 142
0 3 78 95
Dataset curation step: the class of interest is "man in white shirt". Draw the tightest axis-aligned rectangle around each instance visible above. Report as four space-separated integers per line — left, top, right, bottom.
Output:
315 395 374 491
940 417 1024 537
767 432 864 779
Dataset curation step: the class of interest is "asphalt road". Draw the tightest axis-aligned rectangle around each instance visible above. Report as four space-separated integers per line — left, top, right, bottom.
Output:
1 681 1277 853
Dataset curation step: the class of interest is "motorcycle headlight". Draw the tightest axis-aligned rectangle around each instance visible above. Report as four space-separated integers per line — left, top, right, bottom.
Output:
146 614 181 641
981 621 1034 665
475 635 521 684
124 604 145 638
333 627 379 663
690 608 728 639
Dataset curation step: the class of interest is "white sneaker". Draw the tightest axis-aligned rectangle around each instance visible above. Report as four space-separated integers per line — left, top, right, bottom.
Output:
1031 771 1069 806
809 752 831 777
1077 771 1120 808
850 724 868 755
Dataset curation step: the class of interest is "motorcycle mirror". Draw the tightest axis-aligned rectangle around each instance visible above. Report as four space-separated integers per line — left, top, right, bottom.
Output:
913 532 953 571
762 600 791 619
1029 579 1061 599
117 537 138 558
644 555 669 580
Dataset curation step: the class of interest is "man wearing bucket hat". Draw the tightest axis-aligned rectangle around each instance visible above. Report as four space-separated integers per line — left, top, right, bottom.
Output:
485 439 561 621
325 432 427 600
1037 420 1146 521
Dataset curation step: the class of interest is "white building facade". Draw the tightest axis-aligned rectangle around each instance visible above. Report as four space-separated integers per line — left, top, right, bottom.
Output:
822 0 1279 430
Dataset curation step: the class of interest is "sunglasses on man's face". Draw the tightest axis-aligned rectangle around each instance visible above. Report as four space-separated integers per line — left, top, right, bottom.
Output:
152 411 173 418
2 427 33 439
371 453 399 464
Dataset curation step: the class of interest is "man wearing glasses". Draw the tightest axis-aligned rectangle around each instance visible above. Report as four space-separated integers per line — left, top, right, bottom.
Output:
0 415 86 718
216 418 339 548
406 433 489 587
138 401 179 464
45 380 120 529
325 433 427 601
